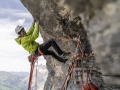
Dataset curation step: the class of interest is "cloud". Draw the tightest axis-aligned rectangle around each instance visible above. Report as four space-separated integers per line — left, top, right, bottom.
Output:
0 8 32 19
0 18 25 26
17 18 26 25
0 18 26 37
0 54 45 72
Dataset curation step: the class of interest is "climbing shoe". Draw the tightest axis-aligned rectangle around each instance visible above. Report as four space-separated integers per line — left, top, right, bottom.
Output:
61 52 71 57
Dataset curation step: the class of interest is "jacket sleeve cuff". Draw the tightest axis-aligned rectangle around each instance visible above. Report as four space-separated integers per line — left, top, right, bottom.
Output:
36 24 39 30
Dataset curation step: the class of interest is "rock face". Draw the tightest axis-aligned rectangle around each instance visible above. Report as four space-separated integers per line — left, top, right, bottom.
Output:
64 0 120 85
20 0 120 90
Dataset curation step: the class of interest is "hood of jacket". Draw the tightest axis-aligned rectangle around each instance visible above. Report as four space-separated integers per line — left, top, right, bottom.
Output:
15 36 22 45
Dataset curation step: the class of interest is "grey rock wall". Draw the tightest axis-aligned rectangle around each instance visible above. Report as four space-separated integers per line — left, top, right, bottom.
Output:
62 0 120 86
20 0 120 90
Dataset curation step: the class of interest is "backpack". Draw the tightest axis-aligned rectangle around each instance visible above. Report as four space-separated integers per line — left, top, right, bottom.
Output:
83 72 98 90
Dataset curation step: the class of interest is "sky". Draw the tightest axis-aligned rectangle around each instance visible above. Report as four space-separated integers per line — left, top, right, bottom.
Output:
0 0 46 72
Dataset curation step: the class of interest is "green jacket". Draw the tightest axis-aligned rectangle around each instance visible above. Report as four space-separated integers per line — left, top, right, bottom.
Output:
15 22 40 54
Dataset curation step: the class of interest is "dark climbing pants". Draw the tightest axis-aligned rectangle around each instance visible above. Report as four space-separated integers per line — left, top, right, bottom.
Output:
35 39 64 62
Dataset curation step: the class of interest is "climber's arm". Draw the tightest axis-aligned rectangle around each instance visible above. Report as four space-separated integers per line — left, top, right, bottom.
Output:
32 21 40 40
24 21 40 42
26 22 35 35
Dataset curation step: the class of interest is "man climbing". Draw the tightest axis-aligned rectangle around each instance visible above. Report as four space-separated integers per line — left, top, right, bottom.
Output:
15 20 71 63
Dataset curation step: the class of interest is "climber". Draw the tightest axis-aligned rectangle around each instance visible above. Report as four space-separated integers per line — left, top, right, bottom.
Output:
14 19 71 63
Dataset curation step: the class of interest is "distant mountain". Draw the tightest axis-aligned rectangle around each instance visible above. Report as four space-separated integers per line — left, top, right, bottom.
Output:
0 65 48 90
11 72 29 77
30 64 48 90
0 71 27 90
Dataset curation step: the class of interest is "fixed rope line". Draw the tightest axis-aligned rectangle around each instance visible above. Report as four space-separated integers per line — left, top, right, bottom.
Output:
76 36 95 90
75 37 84 90
60 62 74 90
76 37 85 90
76 37 84 58
34 59 38 90
44 32 73 41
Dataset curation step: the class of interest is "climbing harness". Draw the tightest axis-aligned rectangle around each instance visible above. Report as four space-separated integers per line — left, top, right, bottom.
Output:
28 47 43 63
38 46 44 55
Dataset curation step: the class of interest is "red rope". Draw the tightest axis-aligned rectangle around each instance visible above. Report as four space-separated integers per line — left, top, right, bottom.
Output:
76 38 84 90
80 68 84 90
60 62 74 90
77 40 84 58
28 55 36 90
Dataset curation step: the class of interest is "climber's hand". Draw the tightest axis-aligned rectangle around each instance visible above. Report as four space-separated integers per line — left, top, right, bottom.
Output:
36 21 40 25
34 18 37 22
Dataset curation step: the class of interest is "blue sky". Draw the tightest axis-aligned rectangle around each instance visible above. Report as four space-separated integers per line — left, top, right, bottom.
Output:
0 0 46 72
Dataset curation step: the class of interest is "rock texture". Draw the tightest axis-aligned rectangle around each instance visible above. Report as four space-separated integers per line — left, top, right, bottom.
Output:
20 0 120 90
64 0 120 85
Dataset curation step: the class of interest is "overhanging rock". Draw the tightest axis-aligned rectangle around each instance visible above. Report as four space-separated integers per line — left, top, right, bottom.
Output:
20 0 120 90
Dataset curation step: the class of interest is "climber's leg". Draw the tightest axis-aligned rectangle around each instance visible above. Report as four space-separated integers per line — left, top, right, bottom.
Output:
40 39 71 56
44 50 68 63
40 39 63 55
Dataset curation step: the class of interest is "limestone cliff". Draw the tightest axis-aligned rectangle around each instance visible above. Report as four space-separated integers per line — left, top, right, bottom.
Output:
20 0 120 90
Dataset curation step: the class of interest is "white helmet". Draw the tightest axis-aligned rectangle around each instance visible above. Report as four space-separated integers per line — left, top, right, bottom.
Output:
15 25 24 35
